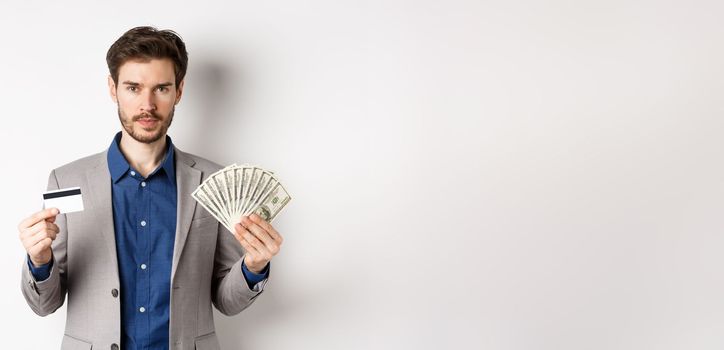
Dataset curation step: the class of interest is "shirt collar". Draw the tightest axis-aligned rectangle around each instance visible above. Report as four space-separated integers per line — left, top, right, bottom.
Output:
107 131 176 183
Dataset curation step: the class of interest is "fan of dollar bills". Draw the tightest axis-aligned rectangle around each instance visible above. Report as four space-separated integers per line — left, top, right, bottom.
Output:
192 164 291 233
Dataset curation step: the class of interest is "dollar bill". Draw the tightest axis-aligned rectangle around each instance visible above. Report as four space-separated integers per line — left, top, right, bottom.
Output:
192 164 292 232
252 181 291 223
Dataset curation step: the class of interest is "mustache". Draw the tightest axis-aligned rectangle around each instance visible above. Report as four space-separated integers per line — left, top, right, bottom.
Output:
133 112 161 121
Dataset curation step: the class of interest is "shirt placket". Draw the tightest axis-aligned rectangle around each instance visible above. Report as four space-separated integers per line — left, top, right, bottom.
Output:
134 172 151 349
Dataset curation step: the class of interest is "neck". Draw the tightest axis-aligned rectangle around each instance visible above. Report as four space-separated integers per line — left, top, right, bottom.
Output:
118 130 168 178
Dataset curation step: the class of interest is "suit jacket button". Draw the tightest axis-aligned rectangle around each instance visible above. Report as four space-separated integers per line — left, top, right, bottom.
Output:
111 289 119 298
111 343 119 350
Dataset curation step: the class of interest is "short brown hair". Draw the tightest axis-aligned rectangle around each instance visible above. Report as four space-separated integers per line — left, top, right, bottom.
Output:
106 26 188 87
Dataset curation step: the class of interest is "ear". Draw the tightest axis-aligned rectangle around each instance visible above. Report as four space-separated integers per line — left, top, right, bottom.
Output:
175 79 185 105
108 75 118 103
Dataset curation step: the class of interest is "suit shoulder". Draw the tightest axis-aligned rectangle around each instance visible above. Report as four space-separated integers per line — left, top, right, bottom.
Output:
51 151 106 178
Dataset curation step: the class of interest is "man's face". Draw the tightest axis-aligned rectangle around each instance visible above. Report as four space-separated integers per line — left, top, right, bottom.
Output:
109 58 184 144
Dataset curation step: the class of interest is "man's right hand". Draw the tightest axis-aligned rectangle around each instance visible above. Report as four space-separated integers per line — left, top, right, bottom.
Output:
18 208 60 267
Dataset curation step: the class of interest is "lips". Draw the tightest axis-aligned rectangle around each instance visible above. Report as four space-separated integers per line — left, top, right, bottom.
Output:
137 118 159 128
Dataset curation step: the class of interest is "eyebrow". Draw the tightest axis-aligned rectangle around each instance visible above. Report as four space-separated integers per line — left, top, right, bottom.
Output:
121 81 175 88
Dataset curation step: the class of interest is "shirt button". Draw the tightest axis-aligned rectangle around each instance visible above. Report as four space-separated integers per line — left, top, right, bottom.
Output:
141 220 147 227
139 306 146 313
111 288 119 298
111 344 119 350
141 181 147 187
130 171 136 176
141 264 147 270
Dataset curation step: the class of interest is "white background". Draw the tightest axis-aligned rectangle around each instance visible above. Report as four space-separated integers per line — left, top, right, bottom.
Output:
1 0 724 349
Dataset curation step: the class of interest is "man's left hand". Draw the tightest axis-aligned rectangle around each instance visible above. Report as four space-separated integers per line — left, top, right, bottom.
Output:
233 213 283 273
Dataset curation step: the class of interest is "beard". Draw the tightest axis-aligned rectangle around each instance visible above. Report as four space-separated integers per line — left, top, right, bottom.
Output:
117 105 174 144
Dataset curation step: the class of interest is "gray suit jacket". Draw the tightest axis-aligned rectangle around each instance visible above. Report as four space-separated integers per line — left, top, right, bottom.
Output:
20 147 268 350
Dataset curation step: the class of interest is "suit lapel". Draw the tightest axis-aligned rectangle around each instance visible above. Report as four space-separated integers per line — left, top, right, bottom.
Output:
85 152 120 280
171 149 201 282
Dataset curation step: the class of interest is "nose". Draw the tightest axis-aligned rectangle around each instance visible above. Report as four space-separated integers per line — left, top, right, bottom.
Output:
139 90 156 113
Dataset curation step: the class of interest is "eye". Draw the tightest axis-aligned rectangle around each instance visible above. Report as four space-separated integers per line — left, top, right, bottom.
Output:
156 86 169 93
127 86 138 92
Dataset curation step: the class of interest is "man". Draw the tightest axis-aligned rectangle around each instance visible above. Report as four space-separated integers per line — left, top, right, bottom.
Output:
18 26 283 350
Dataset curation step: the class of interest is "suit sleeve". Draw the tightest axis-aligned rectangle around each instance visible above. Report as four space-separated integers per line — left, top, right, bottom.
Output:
210 223 269 316
20 169 69 316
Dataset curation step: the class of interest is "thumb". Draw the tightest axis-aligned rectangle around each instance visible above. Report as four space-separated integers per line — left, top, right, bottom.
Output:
44 208 60 223
20 208 59 230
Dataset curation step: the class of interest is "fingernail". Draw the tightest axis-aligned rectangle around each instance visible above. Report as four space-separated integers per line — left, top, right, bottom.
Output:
52 208 59 215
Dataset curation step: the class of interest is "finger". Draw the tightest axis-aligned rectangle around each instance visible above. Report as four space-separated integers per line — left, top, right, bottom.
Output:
29 221 59 238
23 226 57 250
234 223 258 251
28 237 53 257
19 208 59 230
18 208 59 231
238 236 260 256
244 232 274 261
30 225 58 242
238 223 272 259
233 222 247 242
250 214 283 244
24 230 55 251
20 221 58 242
242 216 275 248
235 224 260 255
